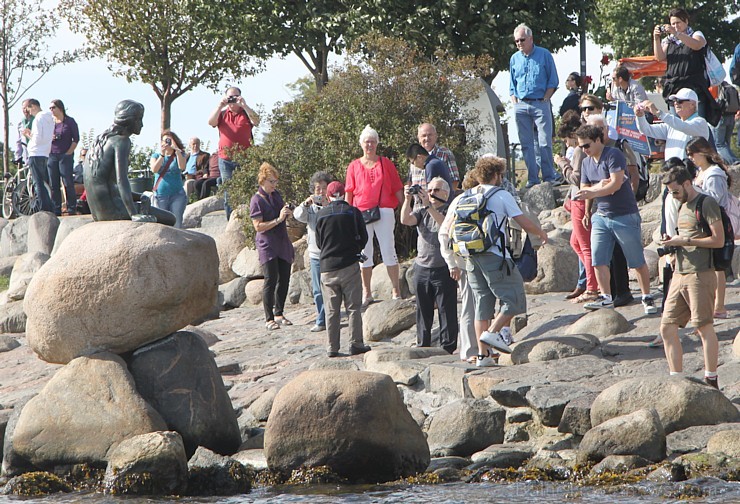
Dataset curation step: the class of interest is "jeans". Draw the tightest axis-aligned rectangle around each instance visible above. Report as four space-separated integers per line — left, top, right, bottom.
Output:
47 153 76 215
218 158 237 220
309 257 325 326
590 212 646 268
514 100 557 185
711 114 739 165
28 156 53 212
576 260 587 289
153 190 187 228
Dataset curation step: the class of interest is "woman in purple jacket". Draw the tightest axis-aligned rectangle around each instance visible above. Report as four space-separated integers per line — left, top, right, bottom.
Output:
48 99 80 215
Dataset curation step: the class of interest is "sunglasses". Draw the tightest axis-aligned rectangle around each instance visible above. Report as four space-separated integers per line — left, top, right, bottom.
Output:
581 105 597 112
578 143 592 150
514 38 527 43
672 99 689 104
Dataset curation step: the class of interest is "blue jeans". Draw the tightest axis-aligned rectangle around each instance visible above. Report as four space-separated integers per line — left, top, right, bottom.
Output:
310 257 325 326
47 153 76 215
28 156 53 212
576 258 587 289
153 191 187 228
711 114 739 165
590 212 646 268
515 100 557 186
218 158 237 220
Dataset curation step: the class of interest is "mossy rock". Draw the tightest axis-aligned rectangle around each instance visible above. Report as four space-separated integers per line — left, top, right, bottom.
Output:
2 471 72 496
286 466 344 485
186 460 253 496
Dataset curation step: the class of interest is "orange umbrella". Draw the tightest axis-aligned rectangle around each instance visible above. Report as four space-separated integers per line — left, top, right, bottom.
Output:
618 56 667 79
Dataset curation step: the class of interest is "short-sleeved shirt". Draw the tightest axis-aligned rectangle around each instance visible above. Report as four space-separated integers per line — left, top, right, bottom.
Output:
580 146 638 217
50 116 80 155
249 187 295 265
430 145 460 183
412 204 448 268
217 109 253 160
345 157 403 211
475 184 523 257
150 153 185 197
676 195 722 274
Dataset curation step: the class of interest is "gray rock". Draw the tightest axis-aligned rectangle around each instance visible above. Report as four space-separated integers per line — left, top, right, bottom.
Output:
579 408 666 464
426 456 471 472
490 381 538 408
186 446 251 496
287 270 311 305
231 247 263 279
525 384 592 427
0 216 29 258
0 255 17 277
470 444 534 470
405 263 416 296
524 237 579 294
291 237 307 273
239 427 264 450
196 211 229 239
591 454 652 474
1 471 71 496
667 423 740 455
523 182 556 216
364 347 448 363
247 387 280 422
706 430 740 458
215 211 248 284
0 335 20 353
264 370 429 482
129 331 241 458
243 279 264 306
25 222 218 364
370 262 411 300
308 358 361 371
7 353 166 474
219 276 248 309
182 196 225 229
6 252 49 301
426 399 505 457
509 334 600 364
506 408 533 423
26 212 59 256
363 299 416 342
590 376 740 434
565 310 634 339
181 325 220 347
104 431 187 496
558 393 598 436
363 360 426 386
50 215 94 255
504 424 530 443
0 301 26 333
644 173 663 203
232 449 267 470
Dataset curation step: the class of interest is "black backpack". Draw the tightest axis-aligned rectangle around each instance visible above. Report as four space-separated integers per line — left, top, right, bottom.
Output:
694 193 735 271
717 82 740 115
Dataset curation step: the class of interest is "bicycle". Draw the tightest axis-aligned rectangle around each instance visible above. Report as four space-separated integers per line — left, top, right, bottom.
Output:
2 161 54 219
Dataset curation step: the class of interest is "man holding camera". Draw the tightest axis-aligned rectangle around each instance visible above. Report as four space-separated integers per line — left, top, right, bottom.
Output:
315 181 370 357
406 143 453 201
207 86 260 220
400 176 458 353
658 166 724 388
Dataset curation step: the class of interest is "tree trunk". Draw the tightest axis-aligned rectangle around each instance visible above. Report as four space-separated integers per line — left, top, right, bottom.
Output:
2 99 9 176
160 94 172 133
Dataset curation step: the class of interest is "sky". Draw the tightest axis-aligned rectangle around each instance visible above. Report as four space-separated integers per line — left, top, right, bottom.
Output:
7 25 735 160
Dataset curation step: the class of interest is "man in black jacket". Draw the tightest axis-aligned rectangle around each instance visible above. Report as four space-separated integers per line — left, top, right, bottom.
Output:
316 181 370 357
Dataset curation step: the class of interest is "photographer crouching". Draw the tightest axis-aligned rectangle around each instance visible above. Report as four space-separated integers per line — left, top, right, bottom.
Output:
658 165 725 388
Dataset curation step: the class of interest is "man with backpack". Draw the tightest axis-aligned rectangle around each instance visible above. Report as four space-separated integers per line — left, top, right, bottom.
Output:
713 81 739 165
451 156 548 367
658 165 725 389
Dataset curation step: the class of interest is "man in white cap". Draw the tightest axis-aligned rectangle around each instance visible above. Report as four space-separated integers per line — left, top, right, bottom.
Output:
634 88 709 160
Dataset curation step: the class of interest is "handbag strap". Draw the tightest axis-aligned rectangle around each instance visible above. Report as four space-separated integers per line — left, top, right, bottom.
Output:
153 155 176 192
377 156 385 206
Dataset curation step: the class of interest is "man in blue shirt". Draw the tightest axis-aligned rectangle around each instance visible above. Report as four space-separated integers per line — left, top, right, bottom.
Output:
509 24 563 189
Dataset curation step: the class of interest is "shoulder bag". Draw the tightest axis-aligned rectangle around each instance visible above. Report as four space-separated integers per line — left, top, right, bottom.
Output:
361 157 384 224
152 155 176 192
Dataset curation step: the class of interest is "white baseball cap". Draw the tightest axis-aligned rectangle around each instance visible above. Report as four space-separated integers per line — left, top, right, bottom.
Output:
667 88 698 103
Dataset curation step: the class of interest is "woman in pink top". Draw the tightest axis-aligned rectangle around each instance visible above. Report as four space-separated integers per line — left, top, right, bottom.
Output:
346 125 404 305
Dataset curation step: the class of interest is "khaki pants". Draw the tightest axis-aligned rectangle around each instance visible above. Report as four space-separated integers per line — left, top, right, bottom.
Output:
321 263 364 353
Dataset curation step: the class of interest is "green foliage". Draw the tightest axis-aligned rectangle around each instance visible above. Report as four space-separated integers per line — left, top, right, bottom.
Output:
127 143 156 175
588 0 740 60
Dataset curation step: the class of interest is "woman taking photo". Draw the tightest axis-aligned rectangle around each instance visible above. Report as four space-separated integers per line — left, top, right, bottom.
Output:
48 99 80 215
686 137 734 319
250 163 295 331
345 125 404 305
559 72 583 117
150 130 188 228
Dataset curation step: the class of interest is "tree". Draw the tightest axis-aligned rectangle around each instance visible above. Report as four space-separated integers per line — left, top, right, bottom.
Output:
226 36 492 254
60 0 266 132
0 0 78 174
588 0 740 60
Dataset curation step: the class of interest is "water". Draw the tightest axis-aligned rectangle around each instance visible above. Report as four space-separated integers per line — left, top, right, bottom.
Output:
3 480 740 504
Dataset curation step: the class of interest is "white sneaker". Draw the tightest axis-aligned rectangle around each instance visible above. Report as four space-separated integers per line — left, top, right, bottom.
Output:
642 295 658 315
500 326 514 346
476 349 498 367
584 295 614 311
480 331 512 354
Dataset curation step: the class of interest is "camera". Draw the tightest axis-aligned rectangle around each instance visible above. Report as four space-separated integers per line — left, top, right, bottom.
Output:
227 96 238 103
657 246 678 257
165 138 172 146
285 203 295 210
358 252 368 263
658 25 667 34
407 184 423 195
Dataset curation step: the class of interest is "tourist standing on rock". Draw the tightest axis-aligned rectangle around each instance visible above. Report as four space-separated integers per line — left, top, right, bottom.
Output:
345 125 404 305
574 125 657 315
658 164 724 389
315 181 370 357
208 86 260 220
461 157 548 367
250 163 295 331
406 143 453 202
400 176 458 353
48 99 80 216
509 23 563 189
417 123 460 192
150 130 188 229
293 171 333 333
24 98 54 213
14 99 32 168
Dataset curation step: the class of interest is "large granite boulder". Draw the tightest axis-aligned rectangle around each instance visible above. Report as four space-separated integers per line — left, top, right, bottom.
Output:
24 221 218 364
26 212 59 256
522 182 556 216
218 276 248 309
182 196 225 229
186 446 252 496
103 431 188 496
507 334 600 364
4 353 166 475
215 210 249 284
524 237 579 294
565 310 633 339
264 370 430 482
370 262 411 301
50 215 94 254
5 252 49 302
706 430 740 458
363 299 416 342
231 247 263 279
128 331 241 458
425 399 506 457
0 301 26 333
0 216 29 258
590 376 740 434
287 270 312 305
244 279 264 305
579 408 666 464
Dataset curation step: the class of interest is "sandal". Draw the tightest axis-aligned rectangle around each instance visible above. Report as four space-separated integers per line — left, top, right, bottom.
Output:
647 335 663 348
573 291 600 303
265 320 281 330
714 311 730 319
275 317 293 326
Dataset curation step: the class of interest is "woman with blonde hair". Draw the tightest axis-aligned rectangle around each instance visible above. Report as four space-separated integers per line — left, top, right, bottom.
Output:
250 163 295 330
